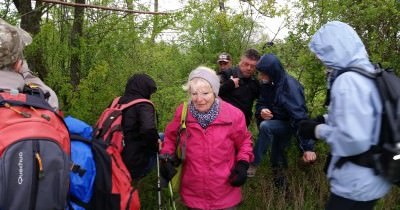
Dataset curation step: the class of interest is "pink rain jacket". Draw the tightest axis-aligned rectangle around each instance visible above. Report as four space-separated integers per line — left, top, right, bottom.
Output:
161 100 254 209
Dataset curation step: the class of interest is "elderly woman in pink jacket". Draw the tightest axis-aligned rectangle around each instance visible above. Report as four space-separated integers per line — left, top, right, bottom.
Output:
160 66 254 210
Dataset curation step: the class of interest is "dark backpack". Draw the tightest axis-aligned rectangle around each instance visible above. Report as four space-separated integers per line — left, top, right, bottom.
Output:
0 90 71 210
90 97 153 210
334 65 400 186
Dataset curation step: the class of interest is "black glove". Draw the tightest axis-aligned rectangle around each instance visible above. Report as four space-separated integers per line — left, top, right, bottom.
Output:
313 115 325 124
229 160 249 187
159 154 178 183
298 120 320 140
150 139 159 153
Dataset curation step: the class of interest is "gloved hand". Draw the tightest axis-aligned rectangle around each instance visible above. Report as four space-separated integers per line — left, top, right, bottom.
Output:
229 160 249 187
150 140 159 153
298 120 320 140
159 154 178 183
313 115 325 124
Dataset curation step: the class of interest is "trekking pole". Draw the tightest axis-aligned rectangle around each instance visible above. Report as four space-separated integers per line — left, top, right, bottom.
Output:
168 182 177 210
156 153 162 210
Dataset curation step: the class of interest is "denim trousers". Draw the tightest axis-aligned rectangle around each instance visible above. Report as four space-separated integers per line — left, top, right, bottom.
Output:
253 120 292 168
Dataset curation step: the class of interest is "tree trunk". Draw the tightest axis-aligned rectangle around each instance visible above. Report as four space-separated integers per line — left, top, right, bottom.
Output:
13 0 42 35
150 0 159 43
70 0 85 89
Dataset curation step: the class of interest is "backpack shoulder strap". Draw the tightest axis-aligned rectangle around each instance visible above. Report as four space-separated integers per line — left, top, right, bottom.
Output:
180 101 188 129
176 102 188 160
70 134 91 144
339 67 377 79
119 98 154 110
109 97 121 108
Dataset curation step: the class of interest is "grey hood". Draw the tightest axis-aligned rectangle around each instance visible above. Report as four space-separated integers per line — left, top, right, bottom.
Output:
308 21 375 73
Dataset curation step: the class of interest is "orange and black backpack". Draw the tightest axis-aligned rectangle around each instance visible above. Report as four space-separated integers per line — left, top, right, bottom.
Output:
0 89 70 210
90 96 153 210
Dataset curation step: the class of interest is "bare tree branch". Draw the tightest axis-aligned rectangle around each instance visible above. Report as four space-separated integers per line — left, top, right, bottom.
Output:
38 0 170 15
243 0 273 18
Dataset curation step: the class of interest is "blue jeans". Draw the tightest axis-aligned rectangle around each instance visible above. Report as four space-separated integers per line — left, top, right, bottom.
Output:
253 120 293 168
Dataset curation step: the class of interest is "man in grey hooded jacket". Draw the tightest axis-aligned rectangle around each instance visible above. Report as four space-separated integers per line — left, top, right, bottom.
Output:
298 21 391 210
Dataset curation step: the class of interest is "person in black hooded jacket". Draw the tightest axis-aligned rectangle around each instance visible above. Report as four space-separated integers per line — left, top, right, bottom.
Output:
119 73 160 180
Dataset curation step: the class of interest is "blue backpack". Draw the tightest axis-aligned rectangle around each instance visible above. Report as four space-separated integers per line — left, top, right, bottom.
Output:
64 116 96 210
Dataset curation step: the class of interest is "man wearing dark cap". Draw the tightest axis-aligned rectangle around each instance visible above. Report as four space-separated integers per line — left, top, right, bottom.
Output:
216 52 233 83
217 52 232 71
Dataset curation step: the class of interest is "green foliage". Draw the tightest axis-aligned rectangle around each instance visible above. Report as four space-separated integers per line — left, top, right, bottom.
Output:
178 0 260 67
153 85 187 131
2 0 400 209
67 61 119 124
242 151 330 209
274 0 400 117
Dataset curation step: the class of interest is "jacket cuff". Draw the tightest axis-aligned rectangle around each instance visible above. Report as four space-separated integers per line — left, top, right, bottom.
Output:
315 124 323 139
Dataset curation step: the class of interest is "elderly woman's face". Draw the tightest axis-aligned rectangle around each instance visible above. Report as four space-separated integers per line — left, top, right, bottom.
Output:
190 80 215 113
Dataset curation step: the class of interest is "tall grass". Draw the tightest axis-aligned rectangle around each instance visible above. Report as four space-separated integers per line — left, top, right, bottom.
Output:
138 142 400 210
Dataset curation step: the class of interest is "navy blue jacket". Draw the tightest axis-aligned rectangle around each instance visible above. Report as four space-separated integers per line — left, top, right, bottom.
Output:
256 54 314 151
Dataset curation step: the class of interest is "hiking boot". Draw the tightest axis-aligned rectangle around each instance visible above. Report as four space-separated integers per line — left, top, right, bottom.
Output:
273 175 288 190
272 168 289 190
247 165 257 177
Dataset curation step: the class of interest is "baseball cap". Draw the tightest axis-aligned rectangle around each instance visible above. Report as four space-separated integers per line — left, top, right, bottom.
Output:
0 18 32 68
217 52 232 63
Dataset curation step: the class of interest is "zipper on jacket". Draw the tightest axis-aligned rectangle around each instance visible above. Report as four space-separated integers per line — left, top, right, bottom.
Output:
35 152 44 179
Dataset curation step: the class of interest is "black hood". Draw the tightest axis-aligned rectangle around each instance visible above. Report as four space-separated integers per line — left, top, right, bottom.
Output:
119 73 157 103
256 53 286 86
